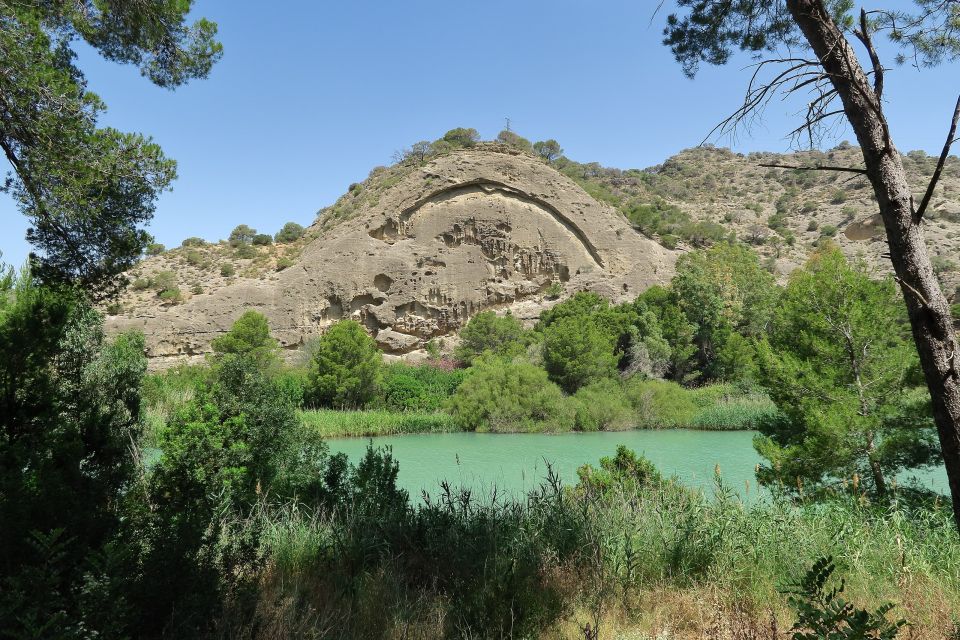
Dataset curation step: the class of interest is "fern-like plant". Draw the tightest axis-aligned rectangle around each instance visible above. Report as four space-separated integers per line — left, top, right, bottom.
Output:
788 556 907 640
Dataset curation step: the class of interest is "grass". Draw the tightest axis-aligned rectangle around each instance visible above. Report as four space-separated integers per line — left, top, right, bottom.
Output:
299 408 456 437
233 450 960 639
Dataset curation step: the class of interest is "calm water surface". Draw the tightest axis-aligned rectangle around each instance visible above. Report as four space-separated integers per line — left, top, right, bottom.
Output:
328 430 950 501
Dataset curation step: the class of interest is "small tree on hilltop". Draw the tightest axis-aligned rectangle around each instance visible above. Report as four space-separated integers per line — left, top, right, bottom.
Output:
228 224 256 247
496 129 533 152
306 320 382 408
441 127 480 148
755 247 939 497
274 222 305 243
533 139 563 162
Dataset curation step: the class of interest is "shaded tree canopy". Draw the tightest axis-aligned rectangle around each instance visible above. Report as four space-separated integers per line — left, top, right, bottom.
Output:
0 1 222 295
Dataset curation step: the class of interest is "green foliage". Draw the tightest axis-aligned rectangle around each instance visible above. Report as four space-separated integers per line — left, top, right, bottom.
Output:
229 224 257 246
454 310 526 365
306 320 382 408
571 379 635 431
637 285 699 382
377 363 466 412
754 247 937 497
496 129 532 151
576 445 663 495
275 256 294 271
821 224 838 237
441 127 480 148
274 222 305 243
542 315 618 393
184 249 203 266
0 275 146 636
787 557 906 640
0 2 220 295
672 242 777 382
624 378 698 428
234 243 258 259
146 242 166 255
158 287 182 303
210 310 279 368
448 359 573 432
252 233 273 246
131 277 150 290
300 408 456 437
220 263 236 277
151 270 177 292
544 280 563 299
533 139 563 161
181 236 206 247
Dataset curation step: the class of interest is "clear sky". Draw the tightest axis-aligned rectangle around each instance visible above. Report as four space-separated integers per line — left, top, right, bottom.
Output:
2 0 958 267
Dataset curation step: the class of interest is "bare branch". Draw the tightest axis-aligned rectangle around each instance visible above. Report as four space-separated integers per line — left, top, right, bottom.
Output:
853 8 884 101
914 94 960 223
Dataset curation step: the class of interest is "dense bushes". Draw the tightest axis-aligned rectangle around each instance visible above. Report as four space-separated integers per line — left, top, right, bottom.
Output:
453 310 526 365
448 359 574 432
377 362 466 411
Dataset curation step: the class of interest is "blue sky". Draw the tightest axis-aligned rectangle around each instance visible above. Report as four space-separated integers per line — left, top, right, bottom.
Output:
2 0 958 267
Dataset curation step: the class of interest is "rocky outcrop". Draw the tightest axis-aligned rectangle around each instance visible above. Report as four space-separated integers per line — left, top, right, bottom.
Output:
107 146 675 367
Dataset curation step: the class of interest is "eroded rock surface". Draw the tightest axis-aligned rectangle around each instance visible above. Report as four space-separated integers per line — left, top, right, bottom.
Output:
107 146 675 367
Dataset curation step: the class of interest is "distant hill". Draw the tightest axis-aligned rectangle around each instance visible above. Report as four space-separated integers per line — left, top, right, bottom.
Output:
105 139 960 368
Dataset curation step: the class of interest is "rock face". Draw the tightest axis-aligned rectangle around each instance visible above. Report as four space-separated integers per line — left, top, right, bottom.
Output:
108 146 675 367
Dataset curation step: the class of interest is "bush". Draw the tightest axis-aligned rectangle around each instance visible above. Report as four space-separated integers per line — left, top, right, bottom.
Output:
132 277 151 290
275 256 294 271
229 224 257 246
571 379 634 431
146 242 166 255
210 310 279 368
235 244 258 259
448 359 573 432
454 311 526 365
820 224 838 237
305 320 382 408
185 249 203 266
181 237 206 247
441 127 480 148
542 316 617 393
158 288 182 303
496 129 532 151
220 263 236 277
151 270 177 292
252 233 273 246
623 378 697 428
275 222 305 243
377 363 467 412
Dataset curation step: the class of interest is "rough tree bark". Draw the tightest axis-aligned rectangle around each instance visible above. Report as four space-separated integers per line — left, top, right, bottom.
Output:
785 0 960 527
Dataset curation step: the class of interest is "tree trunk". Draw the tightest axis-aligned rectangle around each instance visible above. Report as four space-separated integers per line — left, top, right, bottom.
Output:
787 0 960 528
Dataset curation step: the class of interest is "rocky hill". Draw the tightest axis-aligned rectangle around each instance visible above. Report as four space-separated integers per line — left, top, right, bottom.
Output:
105 141 960 368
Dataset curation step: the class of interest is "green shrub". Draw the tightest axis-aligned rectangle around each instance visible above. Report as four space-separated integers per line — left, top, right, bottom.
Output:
542 316 617 393
252 233 273 246
181 237 206 247
571 379 634 431
152 270 177 292
185 249 203 266
305 320 382 408
448 359 573 432
623 378 697 428
454 311 526 365
190 284 203 295
441 127 479 148
220 263 236 277
820 224 838 237
807 220 819 232
275 257 294 271
830 189 847 204
544 280 563 300
275 222 306 243
235 244 258 259
146 242 166 255
690 393 781 430
132 277 151 290
210 310 279 368
378 363 466 412
158 288 182 303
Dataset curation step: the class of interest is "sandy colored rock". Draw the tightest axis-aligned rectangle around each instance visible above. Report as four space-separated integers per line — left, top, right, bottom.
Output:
107 146 674 367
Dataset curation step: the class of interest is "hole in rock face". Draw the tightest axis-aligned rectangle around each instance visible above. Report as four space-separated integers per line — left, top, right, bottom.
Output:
325 297 343 320
369 219 400 243
374 274 393 292
350 294 378 311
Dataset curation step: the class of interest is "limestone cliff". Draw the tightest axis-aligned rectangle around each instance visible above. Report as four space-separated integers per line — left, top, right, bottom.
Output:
107 145 674 367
